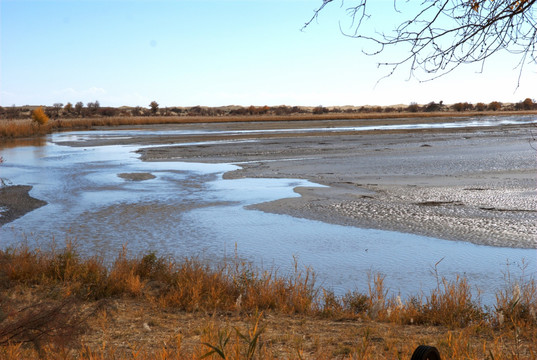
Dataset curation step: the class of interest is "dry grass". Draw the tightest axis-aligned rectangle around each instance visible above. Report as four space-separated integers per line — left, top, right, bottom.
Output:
0 243 536 359
1 110 536 139
0 243 317 314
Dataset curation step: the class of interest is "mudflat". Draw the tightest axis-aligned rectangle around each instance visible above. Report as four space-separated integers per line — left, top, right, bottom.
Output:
0 185 47 226
3 117 536 248
133 119 536 249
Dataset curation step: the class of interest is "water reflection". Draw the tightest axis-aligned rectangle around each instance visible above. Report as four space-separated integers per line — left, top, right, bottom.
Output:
0 137 47 149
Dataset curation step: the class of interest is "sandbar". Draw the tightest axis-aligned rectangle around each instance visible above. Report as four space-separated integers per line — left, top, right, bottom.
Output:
136 120 537 249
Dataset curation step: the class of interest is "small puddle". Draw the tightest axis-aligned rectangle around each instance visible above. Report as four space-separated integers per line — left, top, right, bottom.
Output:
0 128 535 304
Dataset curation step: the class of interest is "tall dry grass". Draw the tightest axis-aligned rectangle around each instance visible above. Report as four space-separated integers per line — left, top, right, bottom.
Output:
0 244 317 314
2 110 535 139
1 243 536 359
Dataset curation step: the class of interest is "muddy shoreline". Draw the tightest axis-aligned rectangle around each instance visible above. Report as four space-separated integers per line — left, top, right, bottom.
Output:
0 185 47 226
136 122 536 249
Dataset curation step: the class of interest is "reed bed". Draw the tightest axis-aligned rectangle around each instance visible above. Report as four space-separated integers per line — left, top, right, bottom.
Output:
2 110 535 139
0 243 535 359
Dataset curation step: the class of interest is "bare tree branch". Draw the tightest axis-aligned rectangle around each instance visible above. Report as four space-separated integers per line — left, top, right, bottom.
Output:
304 0 537 85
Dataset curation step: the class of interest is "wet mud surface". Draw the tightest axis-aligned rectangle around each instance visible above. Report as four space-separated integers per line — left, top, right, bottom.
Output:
137 123 537 248
0 185 47 226
117 172 156 181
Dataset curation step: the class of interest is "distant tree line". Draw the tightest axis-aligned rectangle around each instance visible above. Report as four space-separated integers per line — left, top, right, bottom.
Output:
1 98 535 120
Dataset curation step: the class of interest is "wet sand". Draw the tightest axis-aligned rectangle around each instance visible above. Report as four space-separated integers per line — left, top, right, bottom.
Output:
135 121 536 249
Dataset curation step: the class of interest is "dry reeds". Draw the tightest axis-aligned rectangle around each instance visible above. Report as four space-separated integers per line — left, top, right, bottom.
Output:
0 243 536 359
2 110 535 139
0 244 317 314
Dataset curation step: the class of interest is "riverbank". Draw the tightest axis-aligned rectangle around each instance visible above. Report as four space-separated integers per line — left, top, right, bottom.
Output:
1 110 536 139
0 185 46 226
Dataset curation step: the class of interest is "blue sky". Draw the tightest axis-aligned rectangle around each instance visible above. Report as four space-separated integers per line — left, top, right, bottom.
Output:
1 0 535 108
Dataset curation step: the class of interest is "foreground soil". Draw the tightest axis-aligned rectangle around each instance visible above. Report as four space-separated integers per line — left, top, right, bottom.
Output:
2 293 536 359
80 298 536 359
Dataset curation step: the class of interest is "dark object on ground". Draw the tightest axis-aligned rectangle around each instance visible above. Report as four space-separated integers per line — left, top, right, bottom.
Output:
411 345 441 360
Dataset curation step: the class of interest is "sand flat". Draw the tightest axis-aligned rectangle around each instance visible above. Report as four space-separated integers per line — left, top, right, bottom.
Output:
135 120 536 248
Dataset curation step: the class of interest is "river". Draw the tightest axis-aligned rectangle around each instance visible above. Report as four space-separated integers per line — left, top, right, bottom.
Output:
1 118 535 304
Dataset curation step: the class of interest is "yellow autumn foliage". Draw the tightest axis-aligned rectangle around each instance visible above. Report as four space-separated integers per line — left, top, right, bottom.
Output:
31 106 49 125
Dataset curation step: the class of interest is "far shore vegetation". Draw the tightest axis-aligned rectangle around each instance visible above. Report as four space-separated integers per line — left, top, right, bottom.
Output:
0 242 535 359
1 99 536 139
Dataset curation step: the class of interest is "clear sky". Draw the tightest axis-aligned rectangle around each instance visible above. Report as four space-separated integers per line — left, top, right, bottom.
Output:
1 0 535 108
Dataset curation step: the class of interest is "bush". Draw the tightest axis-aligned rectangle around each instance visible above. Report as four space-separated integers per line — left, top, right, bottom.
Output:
407 102 420 112
521 98 535 110
475 102 486 111
487 101 502 111
451 102 473 112
424 101 442 112
31 107 49 126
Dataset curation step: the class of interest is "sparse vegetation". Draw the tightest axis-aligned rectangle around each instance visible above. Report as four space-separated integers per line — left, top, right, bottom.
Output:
0 243 535 359
2 99 536 140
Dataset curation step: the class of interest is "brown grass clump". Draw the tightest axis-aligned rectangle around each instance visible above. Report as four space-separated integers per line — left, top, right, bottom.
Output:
397 276 483 327
0 243 536 359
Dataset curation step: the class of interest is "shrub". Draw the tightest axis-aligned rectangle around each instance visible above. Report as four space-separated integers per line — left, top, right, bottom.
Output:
475 102 486 111
451 102 473 112
74 101 84 116
424 101 442 112
521 98 535 110
487 101 502 111
313 106 328 114
407 102 420 112
31 107 49 126
149 101 159 115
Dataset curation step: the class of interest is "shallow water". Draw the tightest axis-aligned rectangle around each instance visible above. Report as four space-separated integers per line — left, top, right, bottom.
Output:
49 114 537 144
1 126 535 304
